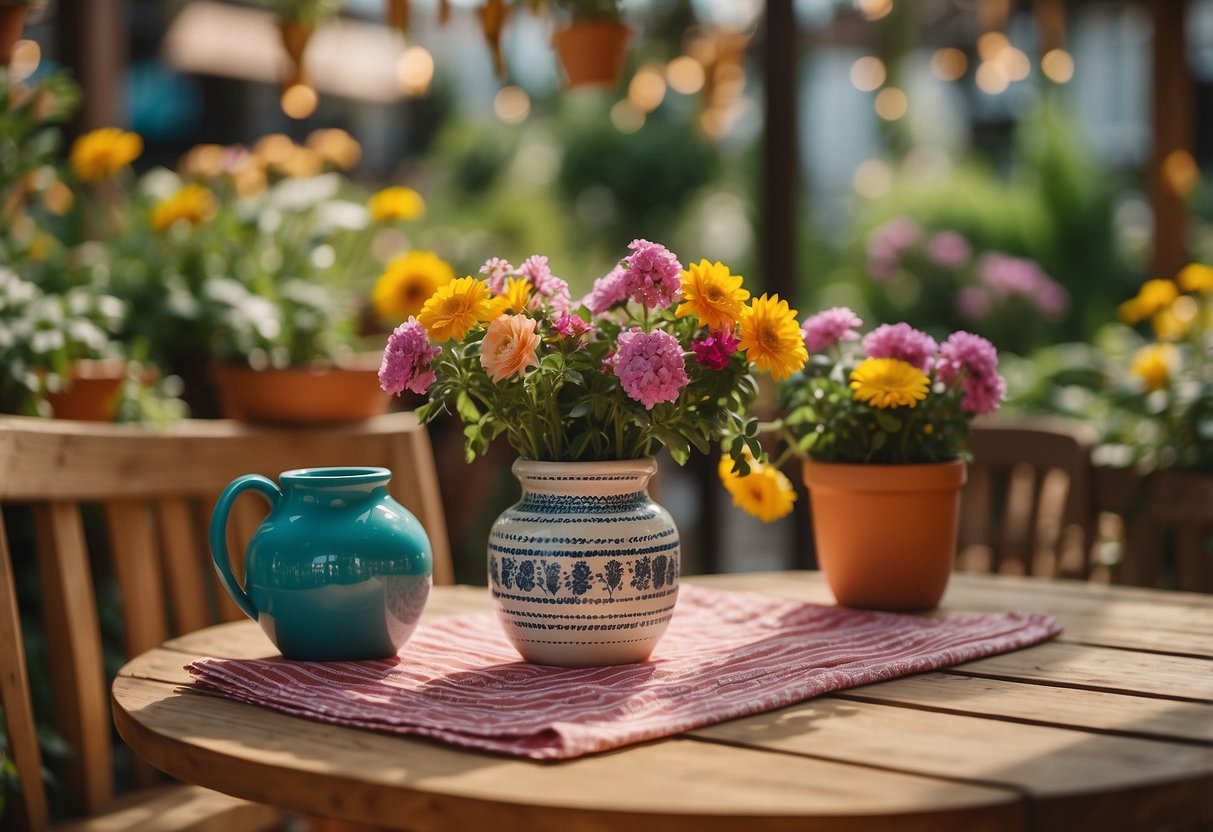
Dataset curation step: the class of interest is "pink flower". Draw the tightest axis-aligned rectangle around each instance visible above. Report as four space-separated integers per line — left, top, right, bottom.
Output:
608 328 689 410
977 253 1070 320
622 239 682 309
926 231 971 269
936 331 1004 414
691 329 739 370
480 314 540 383
479 257 514 294
863 323 938 372
583 265 629 314
801 307 862 352
554 311 591 339
956 287 991 321
379 317 441 395
866 217 921 281
515 254 570 306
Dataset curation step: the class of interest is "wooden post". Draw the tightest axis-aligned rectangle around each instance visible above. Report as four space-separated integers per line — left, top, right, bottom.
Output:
59 0 129 130
1151 0 1193 276
762 0 798 303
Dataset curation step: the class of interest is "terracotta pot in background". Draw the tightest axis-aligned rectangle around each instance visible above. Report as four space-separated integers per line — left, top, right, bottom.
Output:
212 356 390 424
45 358 129 422
0 4 27 66
551 20 630 89
803 459 967 612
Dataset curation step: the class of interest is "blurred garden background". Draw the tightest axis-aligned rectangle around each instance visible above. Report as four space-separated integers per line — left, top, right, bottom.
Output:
3 0 1212 579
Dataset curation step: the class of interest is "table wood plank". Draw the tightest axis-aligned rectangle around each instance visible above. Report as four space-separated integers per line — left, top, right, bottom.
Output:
690 697 1213 832
831 673 1213 744
112 675 1024 832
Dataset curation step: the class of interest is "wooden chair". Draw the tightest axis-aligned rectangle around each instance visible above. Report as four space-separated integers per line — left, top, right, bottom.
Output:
957 416 1098 580
0 413 452 831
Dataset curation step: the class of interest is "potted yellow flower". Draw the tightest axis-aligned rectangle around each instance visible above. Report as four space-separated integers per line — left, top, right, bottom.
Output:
726 308 1005 611
378 242 805 665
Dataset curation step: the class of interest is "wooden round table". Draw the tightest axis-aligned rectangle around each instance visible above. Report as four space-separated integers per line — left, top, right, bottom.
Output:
112 572 1213 831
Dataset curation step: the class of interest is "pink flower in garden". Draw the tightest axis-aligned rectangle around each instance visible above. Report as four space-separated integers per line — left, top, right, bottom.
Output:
554 311 591 339
622 239 682 308
691 329 740 370
801 307 862 352
961 373 1006 416
583 265 629 314
480 314 541 382
609 328 690 410
866 217 922 281
863 323 938 373
956 287 991 321
479 257 514 294
976 253 1069 320
516 254 571 306
936 331 1004 414
926 231 971 269
379 317 441 396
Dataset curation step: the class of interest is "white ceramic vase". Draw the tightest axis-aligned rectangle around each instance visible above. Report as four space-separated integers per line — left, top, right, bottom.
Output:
488 458 679 667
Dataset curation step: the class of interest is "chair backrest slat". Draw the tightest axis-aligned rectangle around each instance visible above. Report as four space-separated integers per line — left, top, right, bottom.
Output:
0 413 452 827
0 512 50 832
32 501 114 815
156 497 212 635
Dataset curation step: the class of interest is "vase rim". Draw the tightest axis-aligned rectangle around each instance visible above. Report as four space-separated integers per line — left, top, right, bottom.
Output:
280 466 392 489
513 457 657 477
803 457 967 491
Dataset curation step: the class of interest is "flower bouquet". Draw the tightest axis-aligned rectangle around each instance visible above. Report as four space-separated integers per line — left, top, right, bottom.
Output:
378 240 806 665
737 307 1005 611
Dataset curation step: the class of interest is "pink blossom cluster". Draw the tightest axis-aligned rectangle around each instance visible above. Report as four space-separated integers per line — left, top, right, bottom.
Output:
925 231 971 269
801 307 862 352
378 317 441 396
958 253 1069 321
691 329 739 370
554 311 591 339
936 331 1004 415
583 265 629 315
608 328 689 410
516 254 571 310
863 323 938 373
866 217 922 281
622 239 682 309
479 257 514 294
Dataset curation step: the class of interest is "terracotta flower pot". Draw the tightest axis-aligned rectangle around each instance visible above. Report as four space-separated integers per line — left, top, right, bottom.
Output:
0 5 28 66
551 20 630 89
45 358 129 422
803 459 967 612
212 357 391 425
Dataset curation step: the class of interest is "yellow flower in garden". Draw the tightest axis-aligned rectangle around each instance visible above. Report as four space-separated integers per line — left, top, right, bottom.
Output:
374 251 456 321
1118 279 1179 325
69 127 142 182
1152 294 1199 341
306 128 362 171
150 184 217 232
275 145 324 178
738 293 807 380
718 455 797 522
369 186 425 222
1177 263 1213 294
849 357 929 409
486 277 533 318
1131 344 1176 392
417 276 492 341
676 259 749 331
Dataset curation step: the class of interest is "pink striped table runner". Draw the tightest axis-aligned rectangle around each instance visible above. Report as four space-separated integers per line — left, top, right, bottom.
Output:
186 585 1060 760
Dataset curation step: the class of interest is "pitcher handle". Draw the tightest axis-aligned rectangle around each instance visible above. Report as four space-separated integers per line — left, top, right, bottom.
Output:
209 474 281 622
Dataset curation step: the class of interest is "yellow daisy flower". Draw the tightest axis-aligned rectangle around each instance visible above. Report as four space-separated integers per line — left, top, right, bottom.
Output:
1131 344 1176 392
374 251 456 321
718 455 797 522
1118 279 1179 325
738 293 807 380
486 277 534 318
850 357 929 409
1152 294 1199 341
369 186 426 223
69 127 143 182
150 184 217 232
417 276 493 341
676 259 749 331
1177 263 1213 295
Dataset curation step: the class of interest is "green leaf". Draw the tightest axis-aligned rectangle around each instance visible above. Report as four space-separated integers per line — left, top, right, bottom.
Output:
875 411 902 432
568 400 592 418
455 391 481 423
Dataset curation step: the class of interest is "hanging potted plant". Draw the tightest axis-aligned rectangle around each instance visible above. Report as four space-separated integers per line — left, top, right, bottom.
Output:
727 310 1005 612
258 0 341 88
549 0 630 89
0 0 34 66
379 242 804 665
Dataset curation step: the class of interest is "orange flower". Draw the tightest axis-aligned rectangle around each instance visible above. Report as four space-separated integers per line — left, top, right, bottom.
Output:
480 314 540 382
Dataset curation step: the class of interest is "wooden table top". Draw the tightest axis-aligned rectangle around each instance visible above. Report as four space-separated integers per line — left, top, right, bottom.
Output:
112 571 1213 832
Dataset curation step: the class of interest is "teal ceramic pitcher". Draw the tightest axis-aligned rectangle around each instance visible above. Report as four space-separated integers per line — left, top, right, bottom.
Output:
210 467 432 661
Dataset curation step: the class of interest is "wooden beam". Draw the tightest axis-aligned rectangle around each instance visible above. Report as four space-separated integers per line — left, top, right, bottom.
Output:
1151 0 1193 276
